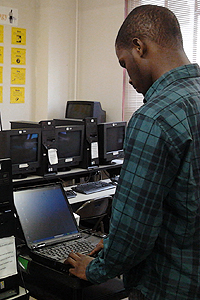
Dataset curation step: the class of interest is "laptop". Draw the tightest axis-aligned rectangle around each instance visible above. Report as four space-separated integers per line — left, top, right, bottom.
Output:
13 183 95 272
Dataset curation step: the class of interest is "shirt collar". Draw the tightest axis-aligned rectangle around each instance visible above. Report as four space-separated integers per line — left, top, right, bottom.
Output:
144 64 200 103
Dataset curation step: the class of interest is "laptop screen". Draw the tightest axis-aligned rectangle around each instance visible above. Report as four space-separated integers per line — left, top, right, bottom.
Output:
14 184 79 248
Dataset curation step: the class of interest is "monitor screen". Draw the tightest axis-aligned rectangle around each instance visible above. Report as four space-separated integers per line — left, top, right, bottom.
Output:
55 125 84 170
65 101 106 123
106 126 125 153
66 102 92 119
14 184 78 247
57 130 82 158
98 122 126 164
0 128 42 177
10 133 39 164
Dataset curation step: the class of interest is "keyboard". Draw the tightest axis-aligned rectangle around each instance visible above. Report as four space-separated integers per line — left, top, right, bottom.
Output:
35 238 94 261
65 189 77 199
72 180 115 195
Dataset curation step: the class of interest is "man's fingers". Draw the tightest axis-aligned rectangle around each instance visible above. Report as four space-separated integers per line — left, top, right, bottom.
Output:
89 240 104 256
69 267 76 276
65 256 76 266
64 252 94 280
68 251 78 258
64 252 85 265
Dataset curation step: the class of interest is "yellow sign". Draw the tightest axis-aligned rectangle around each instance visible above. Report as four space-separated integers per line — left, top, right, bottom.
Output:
0 86 2 103
10 87 25 103
0 25 3 43
11 48 26 65
0 66 2 83
11 27 26 45
0 46 3 63
11 68 26 85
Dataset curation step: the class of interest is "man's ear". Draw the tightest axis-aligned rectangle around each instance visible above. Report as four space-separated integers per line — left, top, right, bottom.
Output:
132 38 147 57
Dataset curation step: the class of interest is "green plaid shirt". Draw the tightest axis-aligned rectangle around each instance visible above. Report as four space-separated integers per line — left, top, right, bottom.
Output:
86 64 200 300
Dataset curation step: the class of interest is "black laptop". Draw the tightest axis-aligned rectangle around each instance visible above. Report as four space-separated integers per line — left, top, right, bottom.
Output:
13 183 94 272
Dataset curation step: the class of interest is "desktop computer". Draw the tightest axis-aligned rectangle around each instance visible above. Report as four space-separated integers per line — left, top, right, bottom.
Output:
54 118 99 169
0 158 14 209
0 158 19 299
10 120 58 176
80 117 99 169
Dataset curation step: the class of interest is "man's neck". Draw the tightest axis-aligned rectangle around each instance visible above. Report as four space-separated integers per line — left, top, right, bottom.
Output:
151 49 191 82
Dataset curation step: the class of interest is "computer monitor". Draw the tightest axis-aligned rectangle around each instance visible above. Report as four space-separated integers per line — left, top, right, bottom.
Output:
65 101 106 123
0 128 42 177
55 124 84 171
98 121 126 164
10 120 58 176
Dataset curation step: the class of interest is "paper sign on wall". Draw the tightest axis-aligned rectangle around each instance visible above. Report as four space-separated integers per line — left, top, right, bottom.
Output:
12 27 26 45
0 7 18 26
0 66 3 84
10 87 25 103
0 86 2 103
0 25 3 43
0 46 3 64
0 236 18 279
11 68 26 85
11 48 26 65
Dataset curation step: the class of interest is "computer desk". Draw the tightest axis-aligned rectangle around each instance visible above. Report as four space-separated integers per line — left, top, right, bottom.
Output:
9 287 29 300
18 231 128 300
17 187 127 300
13 159 123 189
15 160 128 299
65 179 116 206
18 233 100 300
65 180 116 235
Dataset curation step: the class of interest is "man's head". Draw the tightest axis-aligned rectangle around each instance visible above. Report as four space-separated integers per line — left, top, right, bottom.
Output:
115 5 186 95
116 5 183 51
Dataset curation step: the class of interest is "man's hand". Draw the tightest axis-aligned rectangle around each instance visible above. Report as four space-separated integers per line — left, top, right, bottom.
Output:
65 252 94 280
89 239 104 256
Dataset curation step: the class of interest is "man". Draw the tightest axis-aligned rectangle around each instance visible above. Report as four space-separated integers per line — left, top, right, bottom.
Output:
66 5 200 299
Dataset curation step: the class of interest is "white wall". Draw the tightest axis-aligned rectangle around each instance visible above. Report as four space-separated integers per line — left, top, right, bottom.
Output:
77 0 124 122
0 0 38 129
0 0 124 129
35 0 77 121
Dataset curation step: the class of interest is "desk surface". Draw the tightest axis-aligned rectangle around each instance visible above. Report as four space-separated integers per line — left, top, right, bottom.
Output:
9 287 29 300
65 179 116 205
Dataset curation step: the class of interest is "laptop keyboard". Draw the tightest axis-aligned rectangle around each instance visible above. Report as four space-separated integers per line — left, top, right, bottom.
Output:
35 238 94 261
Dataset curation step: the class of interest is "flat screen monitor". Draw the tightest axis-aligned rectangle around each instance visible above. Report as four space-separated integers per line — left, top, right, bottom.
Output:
98 122 126 164
65 101 106 123
55 124 84 171
0 128 42 177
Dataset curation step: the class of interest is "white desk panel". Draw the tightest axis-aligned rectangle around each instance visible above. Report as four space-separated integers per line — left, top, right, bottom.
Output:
65 181 116 205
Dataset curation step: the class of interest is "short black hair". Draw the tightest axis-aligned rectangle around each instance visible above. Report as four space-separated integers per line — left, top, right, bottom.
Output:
116 5 183 50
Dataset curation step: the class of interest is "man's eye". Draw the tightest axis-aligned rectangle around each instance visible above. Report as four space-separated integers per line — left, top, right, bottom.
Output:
119 60 126 68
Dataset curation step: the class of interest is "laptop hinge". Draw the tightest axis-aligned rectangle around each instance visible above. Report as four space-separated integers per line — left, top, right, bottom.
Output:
32 243 46 249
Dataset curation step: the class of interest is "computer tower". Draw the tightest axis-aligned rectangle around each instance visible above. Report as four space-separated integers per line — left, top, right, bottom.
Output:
0 158 16 238
10 120 58 176
80 118 99 169
0 158 14 209
0 158 19 299
37 120 57 176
